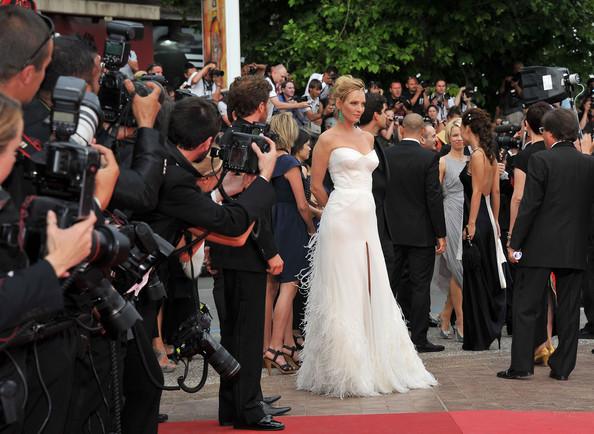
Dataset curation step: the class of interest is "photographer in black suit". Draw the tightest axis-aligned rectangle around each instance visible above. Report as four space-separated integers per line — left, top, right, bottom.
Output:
209 76 288 431
499 108 594 381
140 93 282 431
384 113 447 352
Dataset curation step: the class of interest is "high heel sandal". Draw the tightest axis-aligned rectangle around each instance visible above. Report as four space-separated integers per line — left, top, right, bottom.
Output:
282 345 301 368
534 346 551 366
263 348 298 375
293 335 304 351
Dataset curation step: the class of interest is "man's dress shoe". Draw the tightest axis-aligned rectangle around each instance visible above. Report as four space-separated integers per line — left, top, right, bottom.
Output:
157 413 168 423
262 395 281 405
549 371 569 381
235 415 285 431
415 341 445 353
262 401 291 416
496 369 533 380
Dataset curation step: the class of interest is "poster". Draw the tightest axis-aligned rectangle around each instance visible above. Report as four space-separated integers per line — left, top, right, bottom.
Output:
202 0 227 88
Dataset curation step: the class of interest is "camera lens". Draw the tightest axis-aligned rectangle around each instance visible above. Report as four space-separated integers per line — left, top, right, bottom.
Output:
71 92 102 147
200 332 240 379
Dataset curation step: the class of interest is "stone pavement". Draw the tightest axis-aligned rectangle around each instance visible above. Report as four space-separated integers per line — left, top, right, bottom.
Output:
159 328 594 421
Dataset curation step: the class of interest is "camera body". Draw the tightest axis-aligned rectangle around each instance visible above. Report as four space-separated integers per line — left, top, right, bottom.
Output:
98 21 144 124
213 122 276 174
171 304 240 379
494 122 522 154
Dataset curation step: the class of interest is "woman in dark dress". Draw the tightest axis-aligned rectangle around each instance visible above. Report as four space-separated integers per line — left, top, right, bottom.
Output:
263 113 316 373
459 108 507 351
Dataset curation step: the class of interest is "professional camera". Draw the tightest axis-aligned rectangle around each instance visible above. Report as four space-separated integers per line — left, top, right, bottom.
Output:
494 122 522 151
207 69 225 79
171 303 240 380
521 66 580 105
174 89 196 101
212 122 277 174
97 20 144 124
294 95 309 103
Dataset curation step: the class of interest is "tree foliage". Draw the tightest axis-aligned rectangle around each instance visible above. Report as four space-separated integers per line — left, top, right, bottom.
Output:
239 0 594 108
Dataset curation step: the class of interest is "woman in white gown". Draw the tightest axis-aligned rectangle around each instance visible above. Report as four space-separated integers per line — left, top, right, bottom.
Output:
297 76 437 398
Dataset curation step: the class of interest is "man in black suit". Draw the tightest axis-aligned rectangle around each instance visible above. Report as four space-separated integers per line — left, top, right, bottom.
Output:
209 76 290 430
384 113 447 352
498 108 594 381
359 93 392 256
139 94 284 430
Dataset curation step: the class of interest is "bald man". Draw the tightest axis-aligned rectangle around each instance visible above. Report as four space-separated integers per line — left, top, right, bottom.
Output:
384 113 447 352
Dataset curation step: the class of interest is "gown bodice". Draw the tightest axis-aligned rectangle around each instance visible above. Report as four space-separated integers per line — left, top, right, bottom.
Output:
328 147 378 192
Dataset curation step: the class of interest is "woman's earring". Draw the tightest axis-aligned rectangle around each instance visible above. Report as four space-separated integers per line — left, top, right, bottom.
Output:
338 109 344 122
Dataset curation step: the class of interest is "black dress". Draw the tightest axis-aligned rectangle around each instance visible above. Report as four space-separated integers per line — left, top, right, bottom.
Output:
460 164 506 351
272 154 310 283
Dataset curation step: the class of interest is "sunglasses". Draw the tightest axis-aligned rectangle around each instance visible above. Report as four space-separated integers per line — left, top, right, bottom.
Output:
15 13 54 71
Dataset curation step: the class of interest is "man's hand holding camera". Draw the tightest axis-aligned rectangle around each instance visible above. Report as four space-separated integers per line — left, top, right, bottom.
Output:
124 79 161 129
93 143 120 209
44 210 97 277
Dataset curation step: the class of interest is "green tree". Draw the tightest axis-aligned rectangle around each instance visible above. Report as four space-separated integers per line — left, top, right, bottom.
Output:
239 0 594 109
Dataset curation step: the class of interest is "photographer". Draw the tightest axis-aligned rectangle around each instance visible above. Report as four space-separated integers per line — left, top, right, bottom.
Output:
497 61 524 126
0 91 99 433
180 61 223 102
138 91 280 431
402 76 427 115
210 76 287 430
428 79 455 122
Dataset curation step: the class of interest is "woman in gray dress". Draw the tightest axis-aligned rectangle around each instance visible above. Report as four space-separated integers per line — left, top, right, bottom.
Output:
436 119 466 340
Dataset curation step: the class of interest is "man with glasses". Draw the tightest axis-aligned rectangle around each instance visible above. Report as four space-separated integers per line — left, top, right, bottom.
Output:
0 6 54 104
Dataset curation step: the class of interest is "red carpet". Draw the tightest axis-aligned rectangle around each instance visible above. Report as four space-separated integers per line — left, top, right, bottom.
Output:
158 411 594 434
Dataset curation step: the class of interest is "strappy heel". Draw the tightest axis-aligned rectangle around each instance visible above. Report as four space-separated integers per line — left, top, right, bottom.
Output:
293 334 304 350
263 348 298 375
282 345 301 368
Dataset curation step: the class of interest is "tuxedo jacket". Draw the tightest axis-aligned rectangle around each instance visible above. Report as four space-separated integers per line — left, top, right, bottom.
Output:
511 141 594 270
372 137 392 241
384 139 446 247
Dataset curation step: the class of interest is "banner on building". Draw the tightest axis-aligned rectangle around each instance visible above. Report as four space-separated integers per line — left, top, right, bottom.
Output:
202 0 226 88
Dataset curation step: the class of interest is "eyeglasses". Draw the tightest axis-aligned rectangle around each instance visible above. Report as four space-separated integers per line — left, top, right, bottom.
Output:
15 13 54 71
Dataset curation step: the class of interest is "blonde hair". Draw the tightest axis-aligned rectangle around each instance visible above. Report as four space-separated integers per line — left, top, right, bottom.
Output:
270 112 299 152
332 75 365 102
0 94 22 153
444 118 462 144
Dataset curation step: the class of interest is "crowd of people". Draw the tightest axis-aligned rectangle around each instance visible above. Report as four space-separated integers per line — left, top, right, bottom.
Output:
3 3 594 433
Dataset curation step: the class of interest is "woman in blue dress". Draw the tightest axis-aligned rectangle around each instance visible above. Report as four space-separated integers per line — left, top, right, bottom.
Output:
263 113 316 374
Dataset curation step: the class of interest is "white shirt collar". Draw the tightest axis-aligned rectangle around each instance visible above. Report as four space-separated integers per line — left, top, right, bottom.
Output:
402 137 420 144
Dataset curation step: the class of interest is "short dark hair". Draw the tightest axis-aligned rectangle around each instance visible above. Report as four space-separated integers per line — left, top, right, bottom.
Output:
40 35 96 93
325 66 338 76
447 106 462 119
542 108 579 142
360 93 386 126
525 101 553 133
184 62 196 72
168 97 221 150
292 128 311 155
147 62 163 73
308 79 322 90
0 6 52 81
227 76 270 119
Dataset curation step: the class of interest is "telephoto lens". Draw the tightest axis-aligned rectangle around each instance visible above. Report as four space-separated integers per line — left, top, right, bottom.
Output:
71 92 103 146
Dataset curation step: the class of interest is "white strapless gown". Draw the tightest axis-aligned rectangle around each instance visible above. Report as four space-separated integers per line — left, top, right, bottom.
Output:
297 147 437 398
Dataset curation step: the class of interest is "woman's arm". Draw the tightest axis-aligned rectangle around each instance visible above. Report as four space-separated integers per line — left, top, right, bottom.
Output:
508 168 526 236
438 156 446 184
490 161 501 236
466 151 486 239
285 166 316 234
310 136 331 208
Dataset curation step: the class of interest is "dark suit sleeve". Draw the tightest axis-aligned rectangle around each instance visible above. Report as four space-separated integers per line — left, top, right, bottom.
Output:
425 154 446 238
0 260 63 331
111 128 166 213
250 211 278 261
161 176 275 237
510 154 547 250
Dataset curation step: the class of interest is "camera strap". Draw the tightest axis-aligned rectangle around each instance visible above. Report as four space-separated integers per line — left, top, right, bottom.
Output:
17 133 43 160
